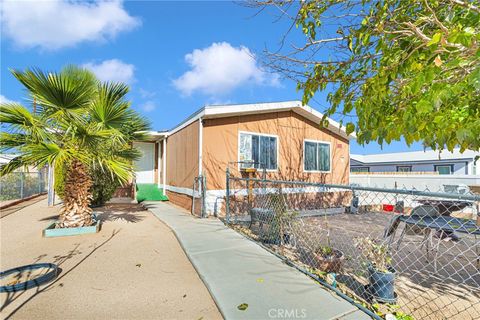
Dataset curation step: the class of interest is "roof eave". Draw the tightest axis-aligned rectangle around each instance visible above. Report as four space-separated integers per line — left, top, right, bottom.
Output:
160 100 357 140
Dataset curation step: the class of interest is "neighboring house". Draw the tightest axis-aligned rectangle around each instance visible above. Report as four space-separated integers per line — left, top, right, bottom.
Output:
0 154 45 173
134 101 353 215
351 148 479 175
0 154 17 166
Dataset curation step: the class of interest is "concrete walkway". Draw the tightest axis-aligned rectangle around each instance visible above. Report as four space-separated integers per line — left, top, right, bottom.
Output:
146 202 371 320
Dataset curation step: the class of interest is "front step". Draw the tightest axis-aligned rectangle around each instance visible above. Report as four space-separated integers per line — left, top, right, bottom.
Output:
136 184 169 202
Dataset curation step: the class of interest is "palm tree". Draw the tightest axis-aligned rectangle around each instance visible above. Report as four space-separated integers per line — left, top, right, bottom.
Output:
0 66 149 228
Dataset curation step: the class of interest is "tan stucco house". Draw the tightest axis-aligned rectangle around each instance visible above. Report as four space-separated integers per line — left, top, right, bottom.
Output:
133 101 353 215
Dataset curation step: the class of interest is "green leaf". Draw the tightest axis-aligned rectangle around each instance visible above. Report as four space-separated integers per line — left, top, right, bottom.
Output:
428 33 442 46
237 303 249 311
346 122 355 135
347 36 353 52
416 100 432 113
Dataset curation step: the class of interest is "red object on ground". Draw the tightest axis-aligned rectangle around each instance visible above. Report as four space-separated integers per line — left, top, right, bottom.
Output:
383 204 394 212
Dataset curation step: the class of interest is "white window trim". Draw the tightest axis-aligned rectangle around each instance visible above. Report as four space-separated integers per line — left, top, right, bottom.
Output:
238 130 279 172
351 166 370 173
396 165 412 172
303 139 332 173
435 164 453 175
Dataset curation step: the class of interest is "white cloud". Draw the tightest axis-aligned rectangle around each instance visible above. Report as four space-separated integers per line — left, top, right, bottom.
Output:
83 59 135 84
140 101 156 112
207 98 233 106
0 94 17 104
138 88 156 99
173 42 279 96
0 0 140 50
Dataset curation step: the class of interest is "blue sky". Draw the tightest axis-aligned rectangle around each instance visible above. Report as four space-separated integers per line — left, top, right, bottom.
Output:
0 0 422 154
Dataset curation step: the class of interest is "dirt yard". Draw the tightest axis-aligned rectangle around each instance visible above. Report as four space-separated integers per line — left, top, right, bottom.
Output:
233 211 480 320
1 200 222 320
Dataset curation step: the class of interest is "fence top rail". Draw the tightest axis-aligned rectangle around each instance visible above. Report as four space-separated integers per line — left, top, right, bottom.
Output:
228 176 480 201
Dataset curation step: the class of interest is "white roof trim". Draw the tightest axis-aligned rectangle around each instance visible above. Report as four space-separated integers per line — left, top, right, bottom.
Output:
351 148 479 164
0 153 18 164
138 130 169 141
168 108 205 136
168 101 355 139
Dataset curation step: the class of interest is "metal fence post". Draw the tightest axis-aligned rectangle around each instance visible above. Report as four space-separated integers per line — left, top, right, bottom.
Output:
225 168 230 224
262 167 267 194
20 172 24 199
202 175 207 218
38 171 42 194
47 165 55 206
192 177 197 216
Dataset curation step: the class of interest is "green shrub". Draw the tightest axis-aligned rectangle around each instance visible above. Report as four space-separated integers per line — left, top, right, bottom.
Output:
89 166 121 207
54 162 68 200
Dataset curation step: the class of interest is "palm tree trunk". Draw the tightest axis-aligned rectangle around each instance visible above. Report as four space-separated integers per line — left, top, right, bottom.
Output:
57 159 94 228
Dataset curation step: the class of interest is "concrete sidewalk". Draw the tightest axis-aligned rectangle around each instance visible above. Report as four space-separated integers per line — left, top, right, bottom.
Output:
146 202 371 320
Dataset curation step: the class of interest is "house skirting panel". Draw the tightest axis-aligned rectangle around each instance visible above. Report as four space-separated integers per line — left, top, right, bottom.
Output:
165 190 193 212
165 185 352 218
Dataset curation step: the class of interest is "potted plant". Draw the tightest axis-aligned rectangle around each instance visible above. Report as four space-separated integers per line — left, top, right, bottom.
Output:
355 237 396 303
313 216 344 273
313 245 344 273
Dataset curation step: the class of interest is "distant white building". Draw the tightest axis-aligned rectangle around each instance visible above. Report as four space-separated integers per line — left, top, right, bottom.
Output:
351 148 479 175
0 154 17 165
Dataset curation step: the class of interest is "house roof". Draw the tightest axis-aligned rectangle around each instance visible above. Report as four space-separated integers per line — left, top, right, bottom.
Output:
351 148 479 165
167 101 355 140
138 130 169 142
0 153 17 164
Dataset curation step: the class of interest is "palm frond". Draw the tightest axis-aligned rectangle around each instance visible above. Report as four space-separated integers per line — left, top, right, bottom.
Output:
0 103 36 128
0 102 50 142
0 132 27 151
75 125 124 150
118 111 151 142
90 82 130 129
91 156 133 185
113 147 143 162
0 156 26 176
10 67 97 118
19 142 82 170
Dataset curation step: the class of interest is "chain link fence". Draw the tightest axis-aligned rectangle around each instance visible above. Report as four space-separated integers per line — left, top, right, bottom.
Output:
225 171 480 320
0 171 47 205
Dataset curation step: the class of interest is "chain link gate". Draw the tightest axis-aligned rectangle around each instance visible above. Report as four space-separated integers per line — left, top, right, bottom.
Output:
224 170 480 320
192 175 206 218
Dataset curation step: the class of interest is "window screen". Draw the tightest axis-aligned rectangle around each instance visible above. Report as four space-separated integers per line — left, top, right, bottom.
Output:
304 141 330 171
239 133 277 170
435 165 452 175
397 166 412 172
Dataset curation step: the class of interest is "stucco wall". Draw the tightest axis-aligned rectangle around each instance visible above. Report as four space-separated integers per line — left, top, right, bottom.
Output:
202 111 350 191
166 120 199 189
